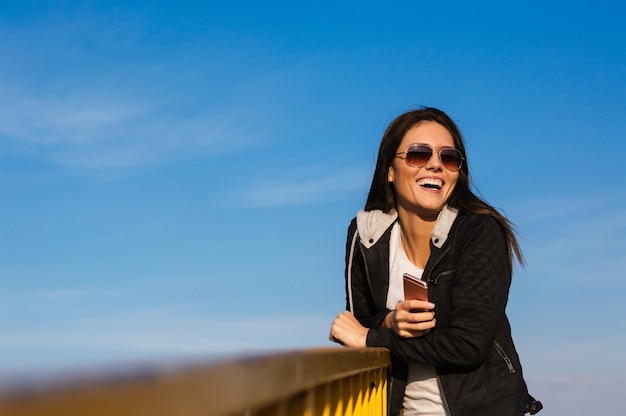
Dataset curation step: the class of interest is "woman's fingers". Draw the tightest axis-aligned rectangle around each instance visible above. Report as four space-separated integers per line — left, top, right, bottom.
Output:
398 328 432 338
397 299 435 313
393 302 436 338
395 309 436 324
329 311 368 347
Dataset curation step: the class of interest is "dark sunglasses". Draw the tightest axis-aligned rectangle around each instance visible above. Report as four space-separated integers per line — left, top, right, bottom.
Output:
395 144 464 172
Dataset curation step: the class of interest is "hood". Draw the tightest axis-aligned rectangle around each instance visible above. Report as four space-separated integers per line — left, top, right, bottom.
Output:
356 206 458 249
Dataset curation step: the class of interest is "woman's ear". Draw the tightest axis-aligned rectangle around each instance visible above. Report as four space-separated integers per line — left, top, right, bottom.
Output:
388 165 395 183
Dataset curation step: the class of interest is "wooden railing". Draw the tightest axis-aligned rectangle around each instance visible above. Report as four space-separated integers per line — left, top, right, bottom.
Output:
0 347 391 416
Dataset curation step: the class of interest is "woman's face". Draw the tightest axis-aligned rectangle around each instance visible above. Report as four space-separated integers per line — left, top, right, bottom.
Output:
388 121 459 220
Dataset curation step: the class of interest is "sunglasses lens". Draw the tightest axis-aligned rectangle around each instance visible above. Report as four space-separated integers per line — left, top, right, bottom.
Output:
439 149 463 171
402 145 463 171
405 145 433 167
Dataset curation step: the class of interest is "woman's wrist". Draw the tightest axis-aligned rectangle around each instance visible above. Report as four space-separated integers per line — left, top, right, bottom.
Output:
382 311 394 328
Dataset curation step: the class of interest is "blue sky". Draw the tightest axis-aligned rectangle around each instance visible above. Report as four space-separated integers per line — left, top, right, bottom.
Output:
1 1 625 414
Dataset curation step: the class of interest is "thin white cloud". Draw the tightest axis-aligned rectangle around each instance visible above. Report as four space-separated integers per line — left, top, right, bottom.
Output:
0 89 151 145
0 313 328 350
232 169 370 208
0 86 266 169
0 287 125 303
507 192 625 227
0 306 334 376
505 191 626 282
0 281 334 359
0 21 302 170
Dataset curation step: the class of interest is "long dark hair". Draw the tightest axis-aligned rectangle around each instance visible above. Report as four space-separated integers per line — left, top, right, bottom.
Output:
365 107 525 268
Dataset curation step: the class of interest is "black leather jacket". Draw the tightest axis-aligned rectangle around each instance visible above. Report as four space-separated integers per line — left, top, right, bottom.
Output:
345 208 541 415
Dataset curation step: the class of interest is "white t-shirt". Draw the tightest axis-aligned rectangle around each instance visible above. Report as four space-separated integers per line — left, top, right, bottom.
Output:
387 223 449 416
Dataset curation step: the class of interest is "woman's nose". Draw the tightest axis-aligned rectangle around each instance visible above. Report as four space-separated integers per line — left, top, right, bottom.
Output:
425 151 443 170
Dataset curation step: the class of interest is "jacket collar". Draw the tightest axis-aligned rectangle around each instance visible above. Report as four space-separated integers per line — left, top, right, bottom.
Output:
431 206 458 248
356 209 397 249
356 205 458 249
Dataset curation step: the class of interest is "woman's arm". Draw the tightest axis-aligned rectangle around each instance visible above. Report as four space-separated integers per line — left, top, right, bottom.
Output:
366 215 512 368
340 218 436 341
344 219 389 328
331 301 436 347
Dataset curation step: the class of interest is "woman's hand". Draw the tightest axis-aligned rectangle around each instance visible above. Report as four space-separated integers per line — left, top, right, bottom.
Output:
383 300 436 338
329 311 369 348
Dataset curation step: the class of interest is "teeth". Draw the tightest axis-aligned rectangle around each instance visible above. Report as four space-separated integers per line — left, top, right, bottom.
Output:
417 178 442 189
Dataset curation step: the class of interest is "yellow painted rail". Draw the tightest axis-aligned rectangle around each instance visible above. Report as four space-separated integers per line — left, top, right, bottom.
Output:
0 347 390 416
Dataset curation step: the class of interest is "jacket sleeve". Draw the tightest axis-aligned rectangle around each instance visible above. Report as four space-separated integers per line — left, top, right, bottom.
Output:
366 215 512 369
345 218 390 328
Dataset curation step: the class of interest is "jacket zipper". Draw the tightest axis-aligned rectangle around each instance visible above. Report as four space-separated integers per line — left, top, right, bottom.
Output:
428 246 454 414
357 241 380 311
437 376 454 416
429 269 455 285
493 341 516 374
425 245 451 285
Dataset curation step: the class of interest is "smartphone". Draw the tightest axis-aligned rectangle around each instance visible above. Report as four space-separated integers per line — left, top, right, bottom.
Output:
403 273 428 301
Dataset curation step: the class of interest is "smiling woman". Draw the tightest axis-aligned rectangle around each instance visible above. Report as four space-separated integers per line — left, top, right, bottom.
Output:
329 107 542 416
388 122 460 226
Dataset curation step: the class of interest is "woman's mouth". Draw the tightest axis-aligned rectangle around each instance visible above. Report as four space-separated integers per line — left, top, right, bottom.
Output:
417 178 443 190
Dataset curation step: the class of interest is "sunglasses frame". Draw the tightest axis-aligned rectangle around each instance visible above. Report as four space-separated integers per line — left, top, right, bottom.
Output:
395 144 464 172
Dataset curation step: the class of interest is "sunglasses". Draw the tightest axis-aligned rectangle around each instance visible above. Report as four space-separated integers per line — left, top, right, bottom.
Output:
395 144 464 172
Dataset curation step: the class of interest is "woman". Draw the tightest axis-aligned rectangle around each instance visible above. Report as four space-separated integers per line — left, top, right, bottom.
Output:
329 107 542 415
